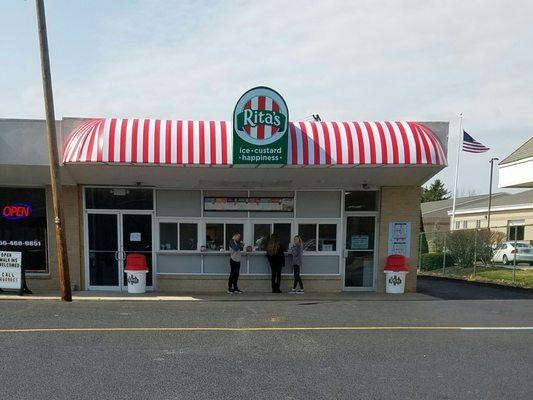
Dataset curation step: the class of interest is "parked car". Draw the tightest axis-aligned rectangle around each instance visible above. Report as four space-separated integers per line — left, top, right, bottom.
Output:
491 241 533 265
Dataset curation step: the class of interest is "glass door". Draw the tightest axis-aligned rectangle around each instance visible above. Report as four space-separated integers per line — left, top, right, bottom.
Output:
122 213 153 288
87 213 120 289
344 216 376 289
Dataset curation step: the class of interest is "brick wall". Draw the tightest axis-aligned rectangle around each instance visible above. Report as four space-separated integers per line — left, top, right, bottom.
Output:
377 186 421 292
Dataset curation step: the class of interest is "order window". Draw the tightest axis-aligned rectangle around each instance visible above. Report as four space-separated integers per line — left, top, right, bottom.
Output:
159 222 198 251
252 223 291 251
298 223 337 252
205 223 244 251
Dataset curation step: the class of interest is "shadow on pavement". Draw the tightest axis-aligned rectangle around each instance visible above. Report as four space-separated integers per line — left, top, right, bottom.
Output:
417 275 533 300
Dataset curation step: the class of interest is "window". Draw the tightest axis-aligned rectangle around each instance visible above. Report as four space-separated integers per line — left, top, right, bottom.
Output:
462 220 468 229
298 223 338 252
159 223 178 250
85 188 153 210
298 224 317 251
344 191 377 211
476 219 481 229
252 223 291 251
455 221 460 230
318 224 337 251
205 223 224 251
509 225 525 241
0 187 48 273
205 223 244 251
253 224 270 251
180 223 198 250
159 222 198 251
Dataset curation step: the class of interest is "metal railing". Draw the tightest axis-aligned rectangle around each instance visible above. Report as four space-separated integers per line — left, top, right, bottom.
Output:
418 224 533 288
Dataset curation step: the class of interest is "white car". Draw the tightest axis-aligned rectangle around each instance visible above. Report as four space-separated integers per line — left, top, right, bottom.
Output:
491 241 533 266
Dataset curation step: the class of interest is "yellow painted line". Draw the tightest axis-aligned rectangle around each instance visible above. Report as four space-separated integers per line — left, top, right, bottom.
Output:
0 326 532 334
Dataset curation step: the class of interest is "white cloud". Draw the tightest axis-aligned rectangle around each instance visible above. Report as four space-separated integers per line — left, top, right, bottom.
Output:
3 0 533 193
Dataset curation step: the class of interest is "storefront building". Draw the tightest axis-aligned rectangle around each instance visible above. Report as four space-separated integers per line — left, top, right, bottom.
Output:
0 88 448 292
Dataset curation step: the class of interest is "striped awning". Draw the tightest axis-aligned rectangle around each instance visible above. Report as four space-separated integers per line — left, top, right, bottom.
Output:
63 118 446 166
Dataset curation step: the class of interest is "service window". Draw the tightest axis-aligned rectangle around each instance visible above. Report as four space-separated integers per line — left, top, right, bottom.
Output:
0 187 48 273
273 223 291 250
253 224 270 251
179 223 198 250
205 223 224 251
344 191 378 211
159 223 178 250
298 224 317 251
318 224 337 251
225 223 244 250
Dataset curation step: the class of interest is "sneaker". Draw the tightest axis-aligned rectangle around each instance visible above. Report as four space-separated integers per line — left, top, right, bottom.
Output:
227 289 234 294
297 289 305 293
289 289 297 293
233 289 243 294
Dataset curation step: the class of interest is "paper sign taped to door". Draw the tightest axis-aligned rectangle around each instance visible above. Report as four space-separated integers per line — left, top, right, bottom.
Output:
130 232 141 242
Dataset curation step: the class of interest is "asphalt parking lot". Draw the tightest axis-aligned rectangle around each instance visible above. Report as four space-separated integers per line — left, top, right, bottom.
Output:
1 279 532 400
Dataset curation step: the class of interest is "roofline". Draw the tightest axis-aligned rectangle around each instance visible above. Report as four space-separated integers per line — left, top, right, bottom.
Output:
447 203 533 216
499 156 533 167
421 193 507 215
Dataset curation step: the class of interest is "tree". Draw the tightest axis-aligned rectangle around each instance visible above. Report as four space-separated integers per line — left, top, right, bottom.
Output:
421 179 450 203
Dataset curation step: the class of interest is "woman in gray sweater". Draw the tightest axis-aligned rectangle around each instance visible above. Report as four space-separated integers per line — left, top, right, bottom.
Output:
289 235 304 293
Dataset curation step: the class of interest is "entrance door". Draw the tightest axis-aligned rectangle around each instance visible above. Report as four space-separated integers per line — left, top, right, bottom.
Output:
86 212 153 290
344 216 377 289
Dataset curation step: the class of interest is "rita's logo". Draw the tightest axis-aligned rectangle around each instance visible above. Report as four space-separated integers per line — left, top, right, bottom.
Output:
234 87 289 146
2 203 32 221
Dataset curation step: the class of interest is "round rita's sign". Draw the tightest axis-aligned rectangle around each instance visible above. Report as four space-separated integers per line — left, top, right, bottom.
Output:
233 87 289 164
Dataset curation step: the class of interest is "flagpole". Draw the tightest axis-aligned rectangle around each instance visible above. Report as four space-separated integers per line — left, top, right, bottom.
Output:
450 113 463 230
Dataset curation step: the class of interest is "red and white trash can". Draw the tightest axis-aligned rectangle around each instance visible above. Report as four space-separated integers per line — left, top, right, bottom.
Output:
384 255 409 294
124 254 148 294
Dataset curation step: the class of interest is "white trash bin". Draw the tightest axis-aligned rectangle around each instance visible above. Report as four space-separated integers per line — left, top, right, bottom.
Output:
384 270 408 294
126 270 148 294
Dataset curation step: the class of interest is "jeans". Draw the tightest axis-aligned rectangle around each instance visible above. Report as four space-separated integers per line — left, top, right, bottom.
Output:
271 265 282 292
228 259 240 291
293 264 303 290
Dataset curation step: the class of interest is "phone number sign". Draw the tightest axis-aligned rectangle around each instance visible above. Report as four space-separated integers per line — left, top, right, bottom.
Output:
0 251 22 290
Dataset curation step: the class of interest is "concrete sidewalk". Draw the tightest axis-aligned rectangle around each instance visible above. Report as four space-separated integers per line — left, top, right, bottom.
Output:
0 290 432 302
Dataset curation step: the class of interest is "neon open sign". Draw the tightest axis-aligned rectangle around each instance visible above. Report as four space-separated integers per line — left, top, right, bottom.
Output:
2 203 33 221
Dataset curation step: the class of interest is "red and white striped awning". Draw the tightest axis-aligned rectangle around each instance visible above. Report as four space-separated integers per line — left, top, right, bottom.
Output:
63 118 447 166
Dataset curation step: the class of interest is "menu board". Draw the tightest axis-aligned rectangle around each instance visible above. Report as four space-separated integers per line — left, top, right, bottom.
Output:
387 221 411 257
204 197 294 212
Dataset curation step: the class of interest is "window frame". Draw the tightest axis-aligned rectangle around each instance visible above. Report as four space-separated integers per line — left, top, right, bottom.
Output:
250 221 293 253
295 219 340 254
156 218 199 253
202 219 248 252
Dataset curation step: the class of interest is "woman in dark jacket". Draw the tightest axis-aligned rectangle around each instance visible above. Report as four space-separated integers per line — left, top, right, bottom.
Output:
266 233 285 293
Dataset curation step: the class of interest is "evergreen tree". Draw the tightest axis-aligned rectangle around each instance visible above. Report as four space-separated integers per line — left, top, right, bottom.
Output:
421 179 450 203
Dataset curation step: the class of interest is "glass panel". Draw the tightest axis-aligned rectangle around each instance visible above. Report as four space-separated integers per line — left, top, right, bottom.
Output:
345 251 374 287
253 224 270 251
345 217 375 250
85 188 153 210
344 191 377 211
122 214 153 287
88 213 118 286
0 187 48 273
273 223 291 250
318 224 337 251
225 224 244 250
298 224 317 252
159 223 177 250
345 216 375 288
180 223 198 250
205 223 224 251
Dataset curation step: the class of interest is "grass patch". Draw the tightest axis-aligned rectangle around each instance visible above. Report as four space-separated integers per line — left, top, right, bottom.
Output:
419 265 533 288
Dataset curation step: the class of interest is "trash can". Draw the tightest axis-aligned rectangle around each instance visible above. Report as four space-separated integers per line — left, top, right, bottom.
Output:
124 254 148 294
384 254 409 294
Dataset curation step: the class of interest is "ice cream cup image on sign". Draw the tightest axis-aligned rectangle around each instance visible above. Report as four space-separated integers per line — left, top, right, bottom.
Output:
233 86 289 164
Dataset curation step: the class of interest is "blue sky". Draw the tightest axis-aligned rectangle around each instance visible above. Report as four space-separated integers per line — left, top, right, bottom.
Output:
1 0 532 194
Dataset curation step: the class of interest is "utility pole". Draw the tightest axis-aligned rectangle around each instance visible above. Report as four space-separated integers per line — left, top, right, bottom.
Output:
487 157 499 230
35 0 72 301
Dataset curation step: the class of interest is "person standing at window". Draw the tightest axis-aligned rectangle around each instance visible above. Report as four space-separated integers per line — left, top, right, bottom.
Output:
289 235 304 293
266 233 285 293
228 232 243 293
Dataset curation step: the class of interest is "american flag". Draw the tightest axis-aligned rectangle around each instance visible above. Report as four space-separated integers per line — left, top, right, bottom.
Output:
463 131 489 153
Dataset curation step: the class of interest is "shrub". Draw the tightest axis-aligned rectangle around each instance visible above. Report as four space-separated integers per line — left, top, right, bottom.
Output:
420 253 454 271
